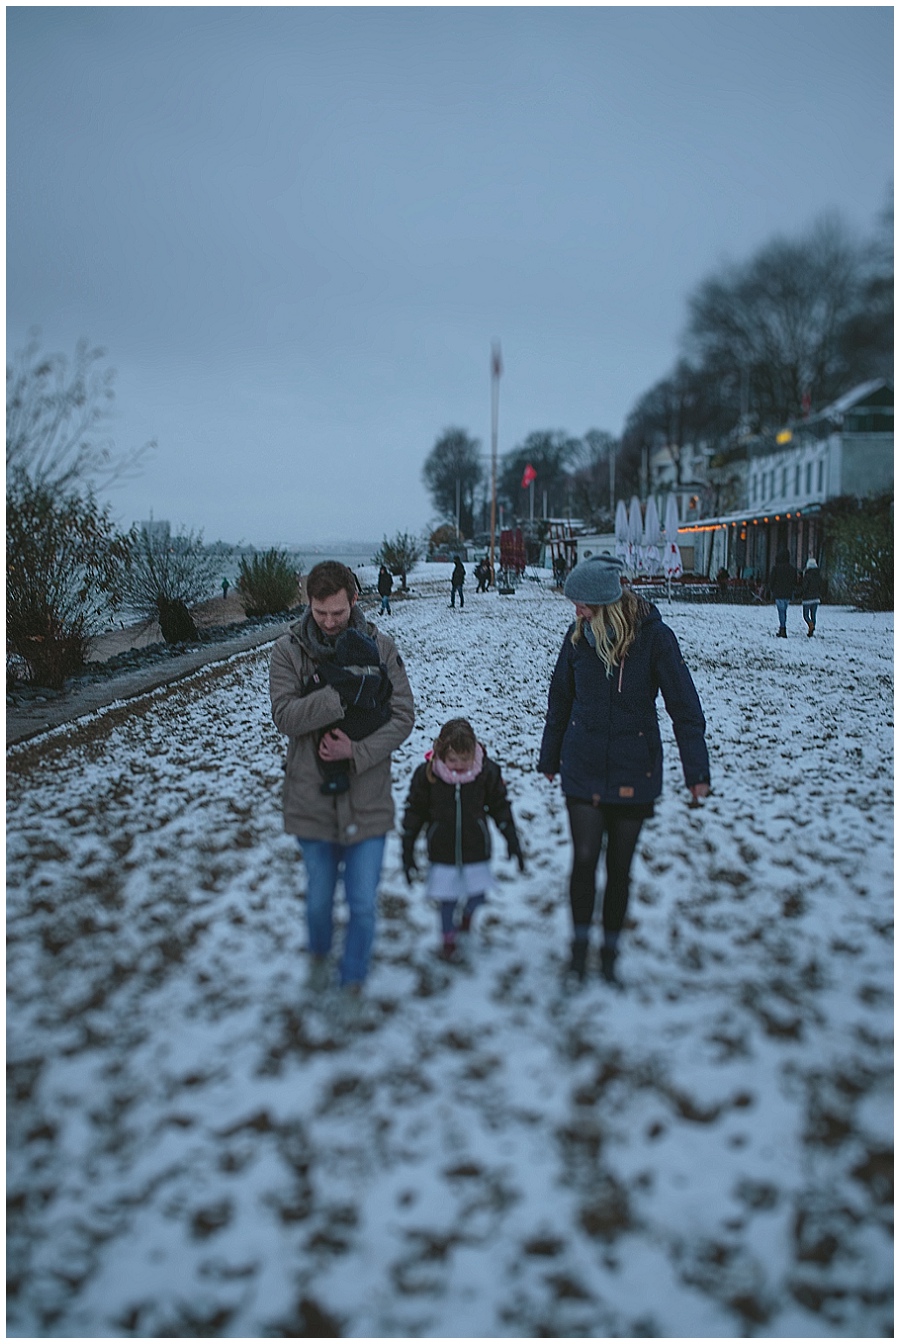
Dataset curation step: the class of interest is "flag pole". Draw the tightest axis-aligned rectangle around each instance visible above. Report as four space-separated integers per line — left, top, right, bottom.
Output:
489 342 502 580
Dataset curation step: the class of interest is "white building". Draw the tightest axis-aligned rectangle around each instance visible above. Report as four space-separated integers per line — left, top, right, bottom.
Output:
687 379 893 579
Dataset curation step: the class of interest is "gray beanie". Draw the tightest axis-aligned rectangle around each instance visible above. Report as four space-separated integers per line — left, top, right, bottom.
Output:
563 553 624 605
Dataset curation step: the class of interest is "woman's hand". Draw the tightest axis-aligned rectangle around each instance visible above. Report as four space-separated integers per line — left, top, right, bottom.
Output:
688 782 710 805
543 773 556 783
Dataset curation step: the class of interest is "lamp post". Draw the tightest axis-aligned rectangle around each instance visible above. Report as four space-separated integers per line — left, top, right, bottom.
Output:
489 342 502 577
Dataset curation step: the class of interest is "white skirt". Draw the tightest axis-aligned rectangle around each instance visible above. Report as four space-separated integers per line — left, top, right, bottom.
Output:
426 862 492 901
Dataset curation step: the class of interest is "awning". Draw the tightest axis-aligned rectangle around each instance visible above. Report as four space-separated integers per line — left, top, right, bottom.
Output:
678 503 821 535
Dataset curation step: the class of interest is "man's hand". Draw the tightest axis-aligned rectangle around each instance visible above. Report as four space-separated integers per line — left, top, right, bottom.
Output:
688 782 711 808
318 729 353 762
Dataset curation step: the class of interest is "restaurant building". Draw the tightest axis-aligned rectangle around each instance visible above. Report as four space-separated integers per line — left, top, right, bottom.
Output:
678 379 893 579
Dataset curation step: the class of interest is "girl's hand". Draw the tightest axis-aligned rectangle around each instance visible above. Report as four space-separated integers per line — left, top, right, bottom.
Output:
543 773 556 783
688 783 710 807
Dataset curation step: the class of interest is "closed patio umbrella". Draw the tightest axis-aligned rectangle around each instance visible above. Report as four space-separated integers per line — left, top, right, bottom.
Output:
615 499 629 566
662 493 683 600
642 495 662 576
626 496 643 575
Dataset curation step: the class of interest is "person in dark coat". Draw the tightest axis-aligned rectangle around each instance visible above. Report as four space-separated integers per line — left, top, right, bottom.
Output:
801 558 822 637
450 556 466 608
377 564 393 615
769 547 799 638
538 553 710 984
402 717 524 959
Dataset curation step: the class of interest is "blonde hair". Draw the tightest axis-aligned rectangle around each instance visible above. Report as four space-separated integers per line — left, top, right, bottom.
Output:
571 587 641 675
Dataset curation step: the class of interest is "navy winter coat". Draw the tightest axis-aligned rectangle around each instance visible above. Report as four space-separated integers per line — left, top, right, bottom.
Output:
537 602 710 805
801 568 822 601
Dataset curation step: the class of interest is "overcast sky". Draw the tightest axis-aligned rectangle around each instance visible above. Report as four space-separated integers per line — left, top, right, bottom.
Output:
7 6 893 547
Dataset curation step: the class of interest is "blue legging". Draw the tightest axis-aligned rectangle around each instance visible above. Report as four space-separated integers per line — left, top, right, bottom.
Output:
440 894 485 934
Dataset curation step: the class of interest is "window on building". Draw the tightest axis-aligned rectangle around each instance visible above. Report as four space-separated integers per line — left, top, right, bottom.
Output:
817 459 824 491
752 475 758 502
794 464 801 493
805 462 812 493
781 467 788 494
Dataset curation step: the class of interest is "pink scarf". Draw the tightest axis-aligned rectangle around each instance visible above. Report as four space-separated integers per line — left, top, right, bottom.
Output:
429 742 485 785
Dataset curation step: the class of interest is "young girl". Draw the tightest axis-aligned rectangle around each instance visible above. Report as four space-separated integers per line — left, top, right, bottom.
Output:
401 718 525 959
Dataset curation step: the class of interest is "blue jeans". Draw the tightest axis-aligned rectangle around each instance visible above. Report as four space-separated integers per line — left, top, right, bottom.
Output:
296 835 386 985
775 598 789 629
802 601 819 629
379 595 391 614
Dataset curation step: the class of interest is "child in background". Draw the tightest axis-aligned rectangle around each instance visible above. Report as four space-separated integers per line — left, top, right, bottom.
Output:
402 718 525 959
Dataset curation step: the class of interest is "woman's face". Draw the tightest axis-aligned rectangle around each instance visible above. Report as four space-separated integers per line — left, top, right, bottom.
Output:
572 601 595 622
443 747 475 773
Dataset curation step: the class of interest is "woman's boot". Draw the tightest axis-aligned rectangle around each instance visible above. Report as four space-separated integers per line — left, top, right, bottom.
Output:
569 938 588 981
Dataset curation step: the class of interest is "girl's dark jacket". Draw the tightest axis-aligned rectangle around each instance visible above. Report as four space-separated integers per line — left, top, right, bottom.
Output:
402 750 521 868
537 601 710 805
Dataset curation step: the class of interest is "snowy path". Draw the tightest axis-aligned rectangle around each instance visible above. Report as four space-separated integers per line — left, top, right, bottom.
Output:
7 575 893 1336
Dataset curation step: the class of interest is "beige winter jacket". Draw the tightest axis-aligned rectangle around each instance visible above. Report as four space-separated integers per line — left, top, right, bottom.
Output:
269 608 415 844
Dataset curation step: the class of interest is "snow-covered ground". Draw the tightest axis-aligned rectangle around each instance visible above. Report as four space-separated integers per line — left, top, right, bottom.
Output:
7 564 893 1337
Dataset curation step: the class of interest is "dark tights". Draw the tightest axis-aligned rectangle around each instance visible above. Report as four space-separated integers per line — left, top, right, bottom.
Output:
566 799 645 934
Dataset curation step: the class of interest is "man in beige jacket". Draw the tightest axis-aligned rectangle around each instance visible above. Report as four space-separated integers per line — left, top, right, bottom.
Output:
270 561 415 990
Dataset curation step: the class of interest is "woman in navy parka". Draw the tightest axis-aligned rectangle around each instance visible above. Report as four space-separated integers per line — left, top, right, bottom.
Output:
538 554 710 984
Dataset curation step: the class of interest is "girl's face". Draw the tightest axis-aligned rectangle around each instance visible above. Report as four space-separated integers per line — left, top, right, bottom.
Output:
442 747 475 773
572 601 595 622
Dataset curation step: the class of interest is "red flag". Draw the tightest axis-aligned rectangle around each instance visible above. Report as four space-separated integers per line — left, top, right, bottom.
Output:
521 463 537 489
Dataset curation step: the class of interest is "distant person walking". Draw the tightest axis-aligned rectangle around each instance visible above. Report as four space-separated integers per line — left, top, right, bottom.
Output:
801 558 822 637
538 554 710 986
222 577 230 600
377 564 393 616
474 559 489 593
769 548 799 638
269 561 415 993
450 556 466 608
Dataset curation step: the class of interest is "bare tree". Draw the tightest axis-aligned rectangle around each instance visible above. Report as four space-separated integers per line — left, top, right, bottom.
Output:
622 361 735 490
422 428 483 538
838 184 893 384
373 531 423 591
498 430 581 518
7 470 133 686
570 429 618 528
684 215 864 426
6 331 153 491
